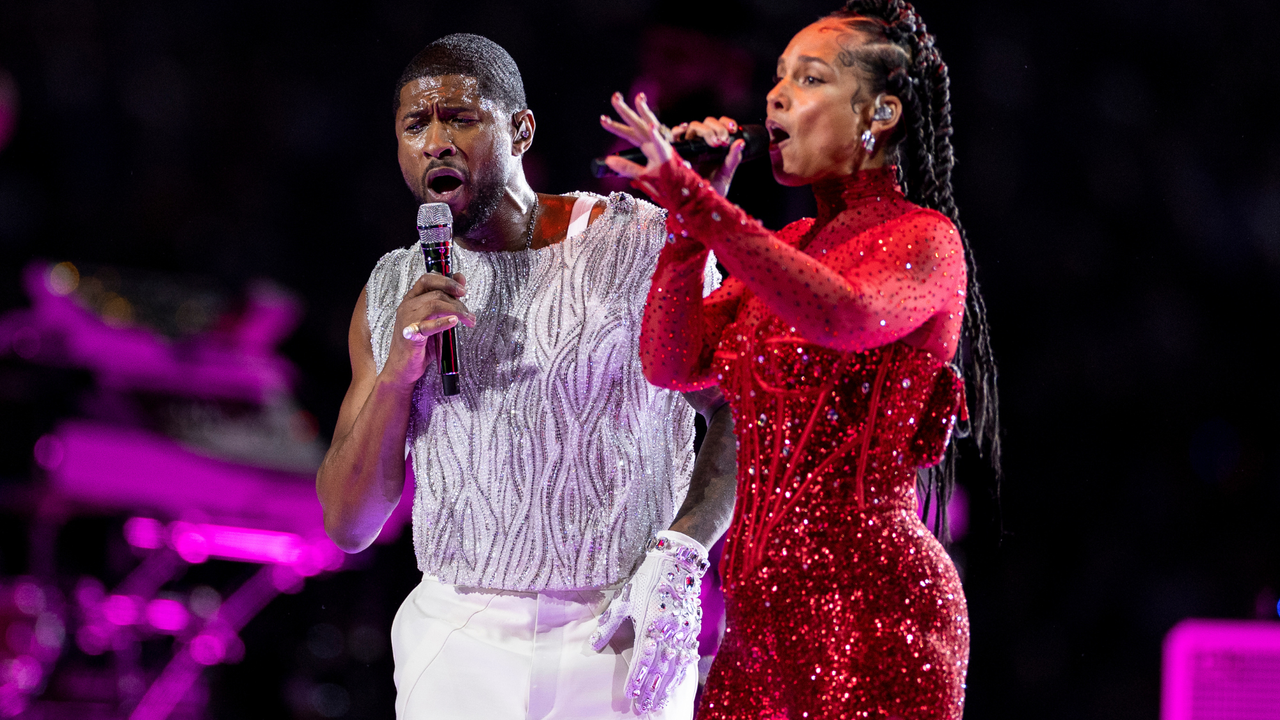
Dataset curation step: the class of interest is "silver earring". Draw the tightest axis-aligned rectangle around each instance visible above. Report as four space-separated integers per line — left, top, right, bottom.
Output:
861 130 876 154
521 129 530 139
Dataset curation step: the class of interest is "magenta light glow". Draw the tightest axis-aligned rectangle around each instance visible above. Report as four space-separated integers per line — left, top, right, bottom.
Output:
1162 619 1280 720
171 522 302 566
2 263 301 404
44 421 326 536
4 655 42 692
103 595 141 626
128 565 279 720
188 634 225 666
124 517 165 550
918 484 969 541
145 599 189 633
39 420 408 548
121 518 343 574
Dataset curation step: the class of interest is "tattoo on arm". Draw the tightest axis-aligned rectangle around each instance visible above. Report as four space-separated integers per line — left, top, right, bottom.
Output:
669 404 737 548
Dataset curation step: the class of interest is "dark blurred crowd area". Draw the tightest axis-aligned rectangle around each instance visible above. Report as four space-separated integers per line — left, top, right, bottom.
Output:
0 0 1278 718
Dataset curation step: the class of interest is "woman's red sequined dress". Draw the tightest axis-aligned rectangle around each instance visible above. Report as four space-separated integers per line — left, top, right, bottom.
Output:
637 160 970 719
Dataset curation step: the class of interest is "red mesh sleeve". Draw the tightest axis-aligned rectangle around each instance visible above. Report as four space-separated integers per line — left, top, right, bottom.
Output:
638 159 966 359
639 228 745 389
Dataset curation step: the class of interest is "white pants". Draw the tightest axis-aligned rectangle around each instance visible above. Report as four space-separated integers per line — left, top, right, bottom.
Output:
391 575 697 720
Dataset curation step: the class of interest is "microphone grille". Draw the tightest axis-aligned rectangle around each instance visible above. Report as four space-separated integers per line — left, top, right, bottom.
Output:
417 203 452 229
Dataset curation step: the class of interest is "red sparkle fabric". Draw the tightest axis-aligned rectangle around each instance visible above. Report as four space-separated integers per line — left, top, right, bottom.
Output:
637 160 970 719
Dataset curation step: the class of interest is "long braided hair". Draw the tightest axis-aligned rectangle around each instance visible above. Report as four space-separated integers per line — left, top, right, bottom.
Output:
827 0 1001 540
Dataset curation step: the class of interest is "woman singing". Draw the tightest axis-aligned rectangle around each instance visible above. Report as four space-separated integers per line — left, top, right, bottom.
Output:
600 1 999 717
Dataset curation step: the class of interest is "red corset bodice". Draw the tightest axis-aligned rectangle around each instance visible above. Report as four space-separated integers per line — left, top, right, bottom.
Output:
712 327 962 584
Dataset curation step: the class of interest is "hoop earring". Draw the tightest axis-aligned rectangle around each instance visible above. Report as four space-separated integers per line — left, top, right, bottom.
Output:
861 130 877 154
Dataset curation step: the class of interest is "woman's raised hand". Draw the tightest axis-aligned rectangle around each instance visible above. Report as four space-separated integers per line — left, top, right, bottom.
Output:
600 92 745 197
671 116 746 197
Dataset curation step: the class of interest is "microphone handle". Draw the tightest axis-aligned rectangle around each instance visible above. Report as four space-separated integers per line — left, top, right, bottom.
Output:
591 124 767 178
421 237 461 396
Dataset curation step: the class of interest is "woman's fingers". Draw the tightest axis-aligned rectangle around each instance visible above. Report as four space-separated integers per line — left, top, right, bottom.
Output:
701 117 731 145
610 92 649 131
599 115 646 145
681 116 741 146
604 155 648 178
602 92 676 168
706 138 747 197
634 93 662 129
724 138 746 175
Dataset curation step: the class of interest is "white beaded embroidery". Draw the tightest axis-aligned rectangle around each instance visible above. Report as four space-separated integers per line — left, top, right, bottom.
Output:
365 192 719 591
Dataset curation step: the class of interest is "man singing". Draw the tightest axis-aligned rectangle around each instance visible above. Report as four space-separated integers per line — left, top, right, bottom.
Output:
316 34 736 719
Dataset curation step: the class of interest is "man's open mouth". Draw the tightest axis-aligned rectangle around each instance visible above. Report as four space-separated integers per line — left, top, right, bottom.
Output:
425 167 466 198
769 126 791 144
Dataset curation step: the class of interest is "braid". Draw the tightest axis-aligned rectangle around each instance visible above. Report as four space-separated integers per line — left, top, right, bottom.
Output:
828 0 1002 541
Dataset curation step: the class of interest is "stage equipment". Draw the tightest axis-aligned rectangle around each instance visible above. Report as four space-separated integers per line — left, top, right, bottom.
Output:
1162 619 1280 720
0 260 412 718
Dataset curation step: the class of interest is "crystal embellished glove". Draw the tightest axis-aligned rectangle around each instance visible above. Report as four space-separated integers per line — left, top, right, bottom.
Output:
590 530 710 714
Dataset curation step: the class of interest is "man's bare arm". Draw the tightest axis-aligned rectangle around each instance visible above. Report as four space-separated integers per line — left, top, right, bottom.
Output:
316 274 472 553
668 388 737 548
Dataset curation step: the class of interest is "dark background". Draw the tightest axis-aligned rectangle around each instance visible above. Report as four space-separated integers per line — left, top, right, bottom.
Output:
2 0 1279 718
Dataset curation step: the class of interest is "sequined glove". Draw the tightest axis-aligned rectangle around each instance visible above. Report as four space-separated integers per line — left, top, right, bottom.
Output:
590 530 710 714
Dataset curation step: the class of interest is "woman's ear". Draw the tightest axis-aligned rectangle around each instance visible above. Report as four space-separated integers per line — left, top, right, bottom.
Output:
870 94 902 137
512 109 536 155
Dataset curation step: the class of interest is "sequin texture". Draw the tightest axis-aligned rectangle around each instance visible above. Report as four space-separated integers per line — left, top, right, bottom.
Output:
638 161 970 719
366 192 719 591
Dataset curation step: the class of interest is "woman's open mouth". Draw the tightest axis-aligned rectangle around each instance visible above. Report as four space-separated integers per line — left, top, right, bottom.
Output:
767 122 791 149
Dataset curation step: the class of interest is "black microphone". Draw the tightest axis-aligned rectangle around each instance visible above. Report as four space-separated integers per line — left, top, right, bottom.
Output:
591 124 769 178
417 203 461 397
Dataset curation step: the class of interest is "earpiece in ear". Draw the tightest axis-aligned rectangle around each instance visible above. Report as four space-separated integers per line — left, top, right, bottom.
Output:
872 96 893 122
520 128 530 139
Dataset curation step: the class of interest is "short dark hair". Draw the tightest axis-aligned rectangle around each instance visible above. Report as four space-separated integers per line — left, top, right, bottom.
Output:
393 33 527 115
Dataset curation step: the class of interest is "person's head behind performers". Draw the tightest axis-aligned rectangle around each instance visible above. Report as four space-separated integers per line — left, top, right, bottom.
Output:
393 33 536 247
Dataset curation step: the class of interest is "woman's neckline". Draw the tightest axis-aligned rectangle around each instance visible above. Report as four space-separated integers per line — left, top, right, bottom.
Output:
810 166 902 229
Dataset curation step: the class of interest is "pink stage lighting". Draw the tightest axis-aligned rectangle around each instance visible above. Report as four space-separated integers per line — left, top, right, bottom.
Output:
122 518 342 574
102 595 141 627
171 521 300 566
145 599 189 633
123 517 165 550
918 484 969 541
1162 619 1280 720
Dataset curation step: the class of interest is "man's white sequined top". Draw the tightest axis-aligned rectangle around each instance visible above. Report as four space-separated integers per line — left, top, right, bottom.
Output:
366 192 718 591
